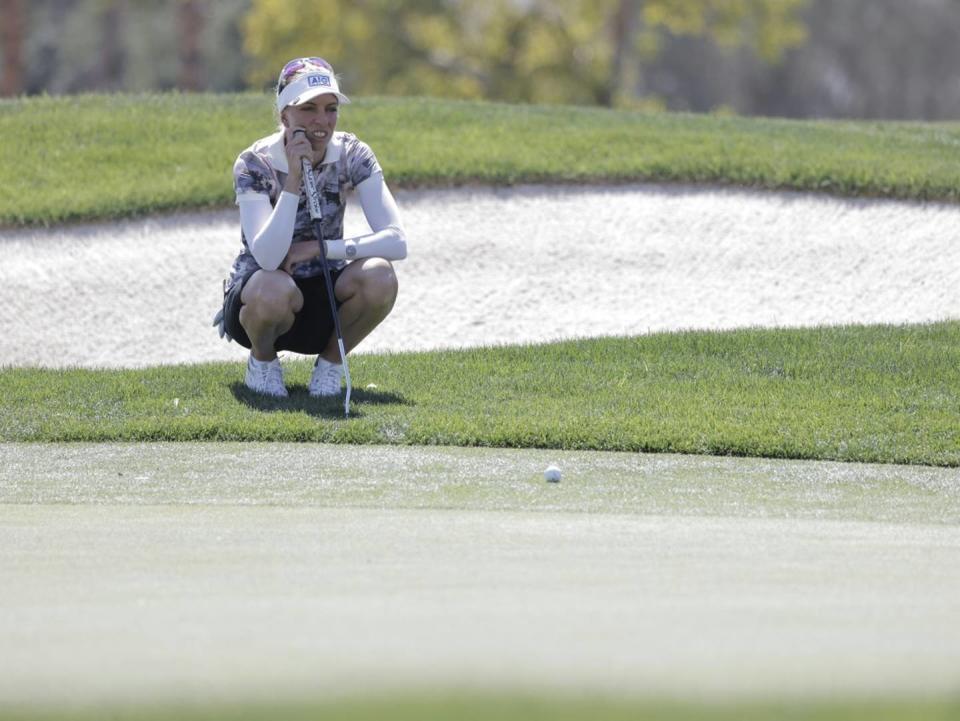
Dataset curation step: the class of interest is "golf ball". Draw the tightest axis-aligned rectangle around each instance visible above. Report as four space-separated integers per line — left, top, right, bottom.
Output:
544 464 562 483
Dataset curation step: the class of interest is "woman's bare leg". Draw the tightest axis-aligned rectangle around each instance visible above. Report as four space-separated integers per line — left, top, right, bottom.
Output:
239 270 304 361
318 258 398 363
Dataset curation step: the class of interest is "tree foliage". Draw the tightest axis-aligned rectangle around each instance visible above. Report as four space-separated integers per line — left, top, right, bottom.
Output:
641 0 808 61
241 0 808 106
10 0 959 120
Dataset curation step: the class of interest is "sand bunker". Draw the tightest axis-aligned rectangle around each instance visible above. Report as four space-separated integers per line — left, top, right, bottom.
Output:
1 184 958 368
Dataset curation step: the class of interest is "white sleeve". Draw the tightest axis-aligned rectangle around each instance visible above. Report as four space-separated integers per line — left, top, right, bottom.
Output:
237 190 300 271
324 172 408 261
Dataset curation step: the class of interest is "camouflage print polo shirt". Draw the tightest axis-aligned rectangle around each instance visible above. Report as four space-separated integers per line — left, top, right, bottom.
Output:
227 130 381 291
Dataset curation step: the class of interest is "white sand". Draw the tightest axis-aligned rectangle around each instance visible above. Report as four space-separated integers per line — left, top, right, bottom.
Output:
1 183 958 368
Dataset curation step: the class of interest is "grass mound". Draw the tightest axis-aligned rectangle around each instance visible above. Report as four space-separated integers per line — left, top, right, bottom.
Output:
4 93 960 225
3 322 958 466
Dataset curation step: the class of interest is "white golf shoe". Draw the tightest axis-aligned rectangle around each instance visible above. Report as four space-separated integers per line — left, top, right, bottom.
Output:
309 357 343 397
244 355 288 398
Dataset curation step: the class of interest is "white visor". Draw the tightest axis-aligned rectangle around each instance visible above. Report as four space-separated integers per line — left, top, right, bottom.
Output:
276 72 350 111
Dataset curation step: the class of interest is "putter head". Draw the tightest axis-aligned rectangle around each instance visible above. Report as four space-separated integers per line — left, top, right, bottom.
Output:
339 338 352 418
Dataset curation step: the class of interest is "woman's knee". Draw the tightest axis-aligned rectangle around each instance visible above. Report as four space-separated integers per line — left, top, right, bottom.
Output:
241 270 303 321
369 262 398 308
349 260 398 309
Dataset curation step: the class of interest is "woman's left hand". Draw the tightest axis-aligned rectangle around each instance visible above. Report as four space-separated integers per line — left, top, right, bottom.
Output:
282 239 324 274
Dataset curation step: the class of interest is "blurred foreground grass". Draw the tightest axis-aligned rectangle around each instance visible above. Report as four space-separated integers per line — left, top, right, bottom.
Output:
3 322 958 466
3 693 959 721
3 93 960 225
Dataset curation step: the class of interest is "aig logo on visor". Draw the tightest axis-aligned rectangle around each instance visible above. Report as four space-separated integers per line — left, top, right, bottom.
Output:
307 74 332 87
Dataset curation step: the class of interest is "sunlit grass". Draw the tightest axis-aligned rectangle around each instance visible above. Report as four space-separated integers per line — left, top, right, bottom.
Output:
4 93 960 225
4 322 958 466
2 692 959 721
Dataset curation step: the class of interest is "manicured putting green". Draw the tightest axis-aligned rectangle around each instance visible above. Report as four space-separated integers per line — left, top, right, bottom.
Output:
1 443 958 717
2 443 958 523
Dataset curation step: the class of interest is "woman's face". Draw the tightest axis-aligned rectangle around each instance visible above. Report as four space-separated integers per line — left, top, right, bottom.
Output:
282 93 339 155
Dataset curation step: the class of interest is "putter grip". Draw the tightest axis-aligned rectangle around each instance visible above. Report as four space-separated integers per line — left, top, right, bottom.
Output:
301 158 323 220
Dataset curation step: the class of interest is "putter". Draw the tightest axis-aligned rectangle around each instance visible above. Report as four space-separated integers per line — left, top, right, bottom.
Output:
301 155 352 417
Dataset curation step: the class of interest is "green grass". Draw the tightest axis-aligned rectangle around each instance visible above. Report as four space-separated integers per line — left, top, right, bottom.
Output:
4 322 958 467
2 694 959 721
4 93 957 465
4 92 960 225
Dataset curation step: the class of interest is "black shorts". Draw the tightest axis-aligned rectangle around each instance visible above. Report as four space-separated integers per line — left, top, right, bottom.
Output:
222 269 344 355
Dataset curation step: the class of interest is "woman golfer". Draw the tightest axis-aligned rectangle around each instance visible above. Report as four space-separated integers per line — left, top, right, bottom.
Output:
215 56 407 398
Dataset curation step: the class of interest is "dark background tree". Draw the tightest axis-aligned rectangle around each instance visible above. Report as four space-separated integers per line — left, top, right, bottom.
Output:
177 0 206 92
638 0 960 119
1 0 26 96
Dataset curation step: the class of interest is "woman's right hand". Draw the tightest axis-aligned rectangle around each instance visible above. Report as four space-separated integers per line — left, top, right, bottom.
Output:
283 126 312 192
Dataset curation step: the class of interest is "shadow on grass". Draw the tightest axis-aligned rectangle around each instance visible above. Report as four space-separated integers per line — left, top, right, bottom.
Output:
230 382 410 418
